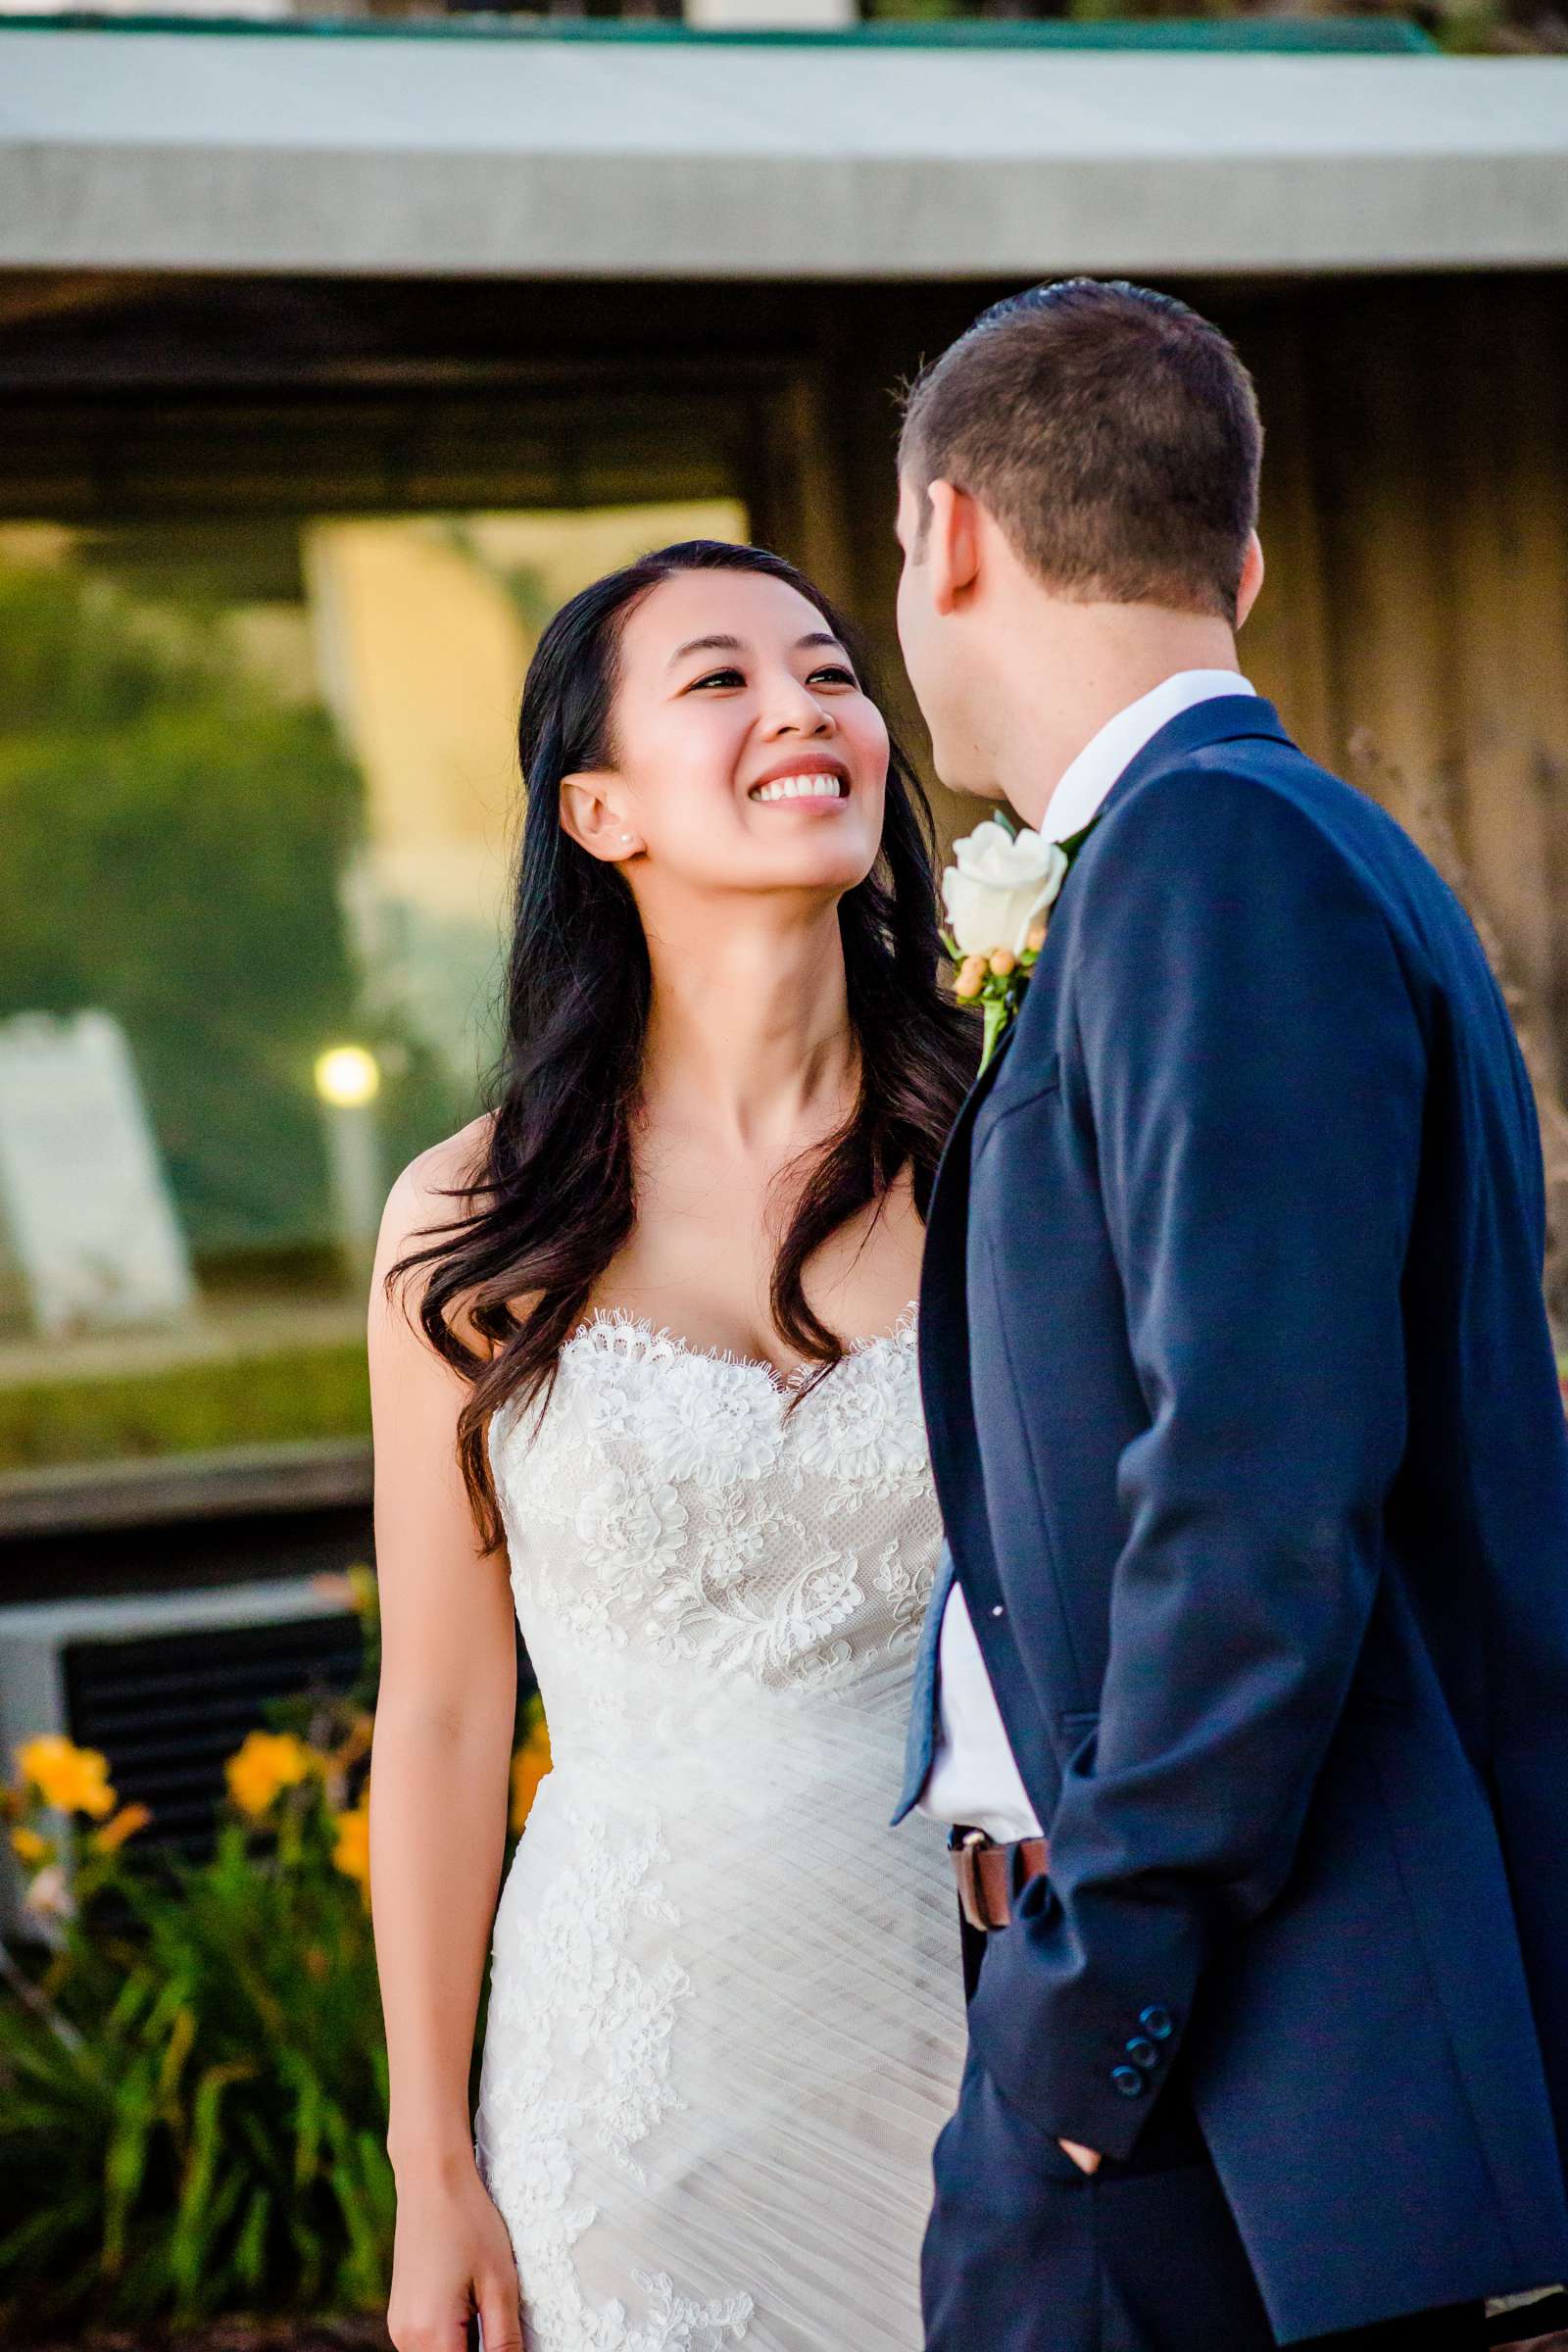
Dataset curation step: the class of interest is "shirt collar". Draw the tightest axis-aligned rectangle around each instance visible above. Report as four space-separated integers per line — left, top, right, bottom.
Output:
1042 669 1257 846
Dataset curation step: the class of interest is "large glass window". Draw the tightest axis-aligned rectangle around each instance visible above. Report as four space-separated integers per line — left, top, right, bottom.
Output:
0 498 745 1476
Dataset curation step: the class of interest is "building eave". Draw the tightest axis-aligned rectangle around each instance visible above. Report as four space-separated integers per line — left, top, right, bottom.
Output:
1 24 1563 278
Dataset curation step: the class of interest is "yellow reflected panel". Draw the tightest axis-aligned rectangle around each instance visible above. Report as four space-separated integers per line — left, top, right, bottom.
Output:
304 501 746 1078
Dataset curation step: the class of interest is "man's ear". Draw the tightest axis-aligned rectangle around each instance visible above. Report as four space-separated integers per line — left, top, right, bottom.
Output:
925 479 982 617
1235 531 1265 629
560 772 642 863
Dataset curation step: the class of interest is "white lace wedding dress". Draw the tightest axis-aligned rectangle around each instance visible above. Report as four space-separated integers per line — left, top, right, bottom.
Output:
473 1307 965 2352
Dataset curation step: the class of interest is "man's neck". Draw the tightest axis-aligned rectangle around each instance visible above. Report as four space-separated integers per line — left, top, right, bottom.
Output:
1038 666 1256 846
989 604 1244 830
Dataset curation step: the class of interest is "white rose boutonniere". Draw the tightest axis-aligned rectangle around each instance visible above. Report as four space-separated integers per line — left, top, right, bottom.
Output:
941 811 1096 1071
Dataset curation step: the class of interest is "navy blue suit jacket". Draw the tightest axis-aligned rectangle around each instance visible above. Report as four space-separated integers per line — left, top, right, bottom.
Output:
913 698 1568 2341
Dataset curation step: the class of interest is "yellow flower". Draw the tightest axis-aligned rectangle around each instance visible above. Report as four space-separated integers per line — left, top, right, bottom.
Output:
326 1709 374 1779
225 1731 315 1819
16 1735 116 1819
93 1802 152 1854
345 1563 378 1622
10 1825 51 1866
510 1717 553 1836
332 1801 370 1891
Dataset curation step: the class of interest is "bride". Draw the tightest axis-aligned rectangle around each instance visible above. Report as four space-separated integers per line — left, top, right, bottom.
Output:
368 540 973 2352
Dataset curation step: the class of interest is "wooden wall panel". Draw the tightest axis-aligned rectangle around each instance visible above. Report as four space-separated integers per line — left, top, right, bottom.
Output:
1231 276 1568 1086
1235 299 1338 769
829 273 1568 1079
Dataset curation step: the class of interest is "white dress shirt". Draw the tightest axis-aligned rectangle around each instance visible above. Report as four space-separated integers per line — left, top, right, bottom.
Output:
918 668 1257 1842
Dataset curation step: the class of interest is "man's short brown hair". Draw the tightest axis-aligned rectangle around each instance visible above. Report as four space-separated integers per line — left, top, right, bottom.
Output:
900 279 1262 624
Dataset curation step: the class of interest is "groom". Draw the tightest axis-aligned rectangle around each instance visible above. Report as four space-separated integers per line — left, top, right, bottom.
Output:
892 279 1568 2350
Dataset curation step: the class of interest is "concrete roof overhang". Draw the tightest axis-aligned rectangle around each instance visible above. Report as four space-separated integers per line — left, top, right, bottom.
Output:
1 19 1564 279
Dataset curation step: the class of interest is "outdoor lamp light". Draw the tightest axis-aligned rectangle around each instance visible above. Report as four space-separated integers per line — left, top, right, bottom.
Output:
314 1045 383 1284
315 1045 381 1108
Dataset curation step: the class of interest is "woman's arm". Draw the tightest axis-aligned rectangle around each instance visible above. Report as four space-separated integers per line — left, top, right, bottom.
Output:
368 1133 524 2352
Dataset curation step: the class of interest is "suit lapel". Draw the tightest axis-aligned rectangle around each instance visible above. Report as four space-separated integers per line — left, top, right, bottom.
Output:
917 1021 1019 1592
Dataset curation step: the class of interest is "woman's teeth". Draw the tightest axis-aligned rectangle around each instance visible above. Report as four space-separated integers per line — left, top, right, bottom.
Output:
750 774 846 803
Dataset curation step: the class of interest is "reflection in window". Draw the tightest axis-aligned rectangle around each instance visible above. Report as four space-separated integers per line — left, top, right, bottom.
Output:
0 499 746 1471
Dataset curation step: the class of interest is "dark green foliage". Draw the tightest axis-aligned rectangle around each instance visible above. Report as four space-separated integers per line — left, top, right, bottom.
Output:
0 1821 393 2330
0 561 366 1254
0 551 474 1282
0 1341 370 1475
0 1572 532 2330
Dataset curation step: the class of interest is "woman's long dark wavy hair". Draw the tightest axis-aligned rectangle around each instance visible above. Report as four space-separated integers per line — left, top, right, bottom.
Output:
390 540 976 1547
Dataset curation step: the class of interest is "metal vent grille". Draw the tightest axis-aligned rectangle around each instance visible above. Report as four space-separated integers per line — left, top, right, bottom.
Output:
63 1612 366 1859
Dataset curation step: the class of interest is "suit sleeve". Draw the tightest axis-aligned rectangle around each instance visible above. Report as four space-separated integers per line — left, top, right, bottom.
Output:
967 765 1428 2159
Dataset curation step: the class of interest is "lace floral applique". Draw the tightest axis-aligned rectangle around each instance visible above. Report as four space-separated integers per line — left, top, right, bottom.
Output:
692 1481 784 1592
873 1535 933 1650
574 1473 690 1600
622 2271 754 2350
556 1314 779 1488
790 1313 927 1494
671 1510 866 1685
635 1355 779 1488
478 1805 753 2350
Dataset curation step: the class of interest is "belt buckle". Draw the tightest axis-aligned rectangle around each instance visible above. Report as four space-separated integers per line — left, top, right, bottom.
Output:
949 1825 997 1934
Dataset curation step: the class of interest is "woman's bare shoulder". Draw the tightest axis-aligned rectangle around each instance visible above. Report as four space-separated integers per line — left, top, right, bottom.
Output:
378 1112 496 1259
371 1119 500 1373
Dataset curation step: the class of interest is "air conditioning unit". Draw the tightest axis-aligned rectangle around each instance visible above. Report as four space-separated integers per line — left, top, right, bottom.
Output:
0 1576 366 1936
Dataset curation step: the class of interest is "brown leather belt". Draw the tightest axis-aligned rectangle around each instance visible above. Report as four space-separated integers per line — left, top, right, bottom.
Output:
950 1828 1050 1934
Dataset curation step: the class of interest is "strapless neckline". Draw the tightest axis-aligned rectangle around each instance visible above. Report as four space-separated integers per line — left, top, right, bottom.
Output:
562 1301 919 1401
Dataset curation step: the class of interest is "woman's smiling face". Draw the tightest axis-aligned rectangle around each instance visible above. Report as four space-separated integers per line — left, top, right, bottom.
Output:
561 566 890 901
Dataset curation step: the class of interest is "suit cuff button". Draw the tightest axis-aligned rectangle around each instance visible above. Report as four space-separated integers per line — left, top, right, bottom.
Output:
1138 2005 1175 2040
1110 2064 1147 2098
1125 2036 1159 2070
